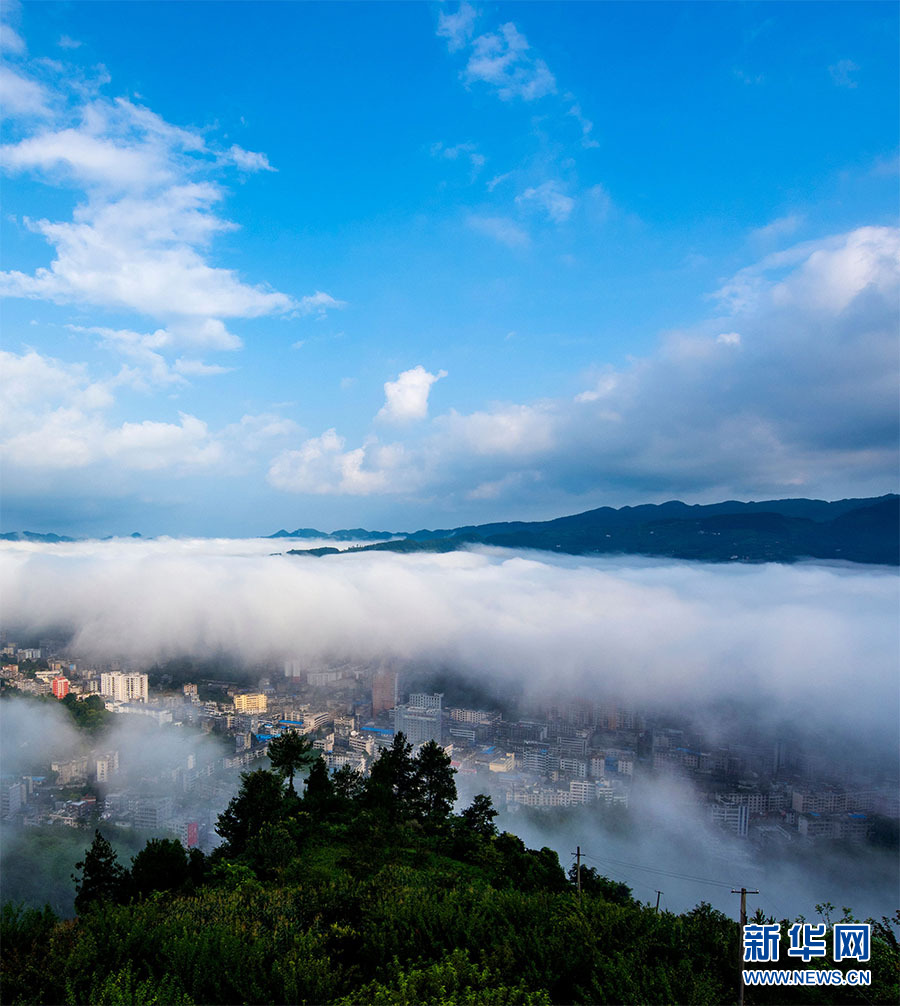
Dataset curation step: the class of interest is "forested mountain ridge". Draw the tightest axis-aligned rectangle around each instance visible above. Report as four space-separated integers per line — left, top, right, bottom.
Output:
3 734 898 1006
284 494 900 565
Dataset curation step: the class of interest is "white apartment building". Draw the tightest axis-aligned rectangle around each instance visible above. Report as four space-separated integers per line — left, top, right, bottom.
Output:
100 671 149 703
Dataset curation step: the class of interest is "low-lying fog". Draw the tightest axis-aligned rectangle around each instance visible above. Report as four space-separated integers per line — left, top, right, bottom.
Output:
1 537 897 918
2 537 896 743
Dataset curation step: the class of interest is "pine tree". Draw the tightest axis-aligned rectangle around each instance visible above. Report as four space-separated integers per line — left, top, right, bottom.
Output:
267 730 318 794
302 757 334 814
215 769 285 854
366 732 420 819
414 739 457 825
461 793 498 837
72 830 129 913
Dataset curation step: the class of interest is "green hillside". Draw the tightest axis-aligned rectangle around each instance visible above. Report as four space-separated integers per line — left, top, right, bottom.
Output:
286 495 900 566
3 737 897 1005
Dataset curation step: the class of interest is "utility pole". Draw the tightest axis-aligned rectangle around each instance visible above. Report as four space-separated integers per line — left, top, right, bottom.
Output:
572 846 582 901
731 886 759 1006
654 890 662 913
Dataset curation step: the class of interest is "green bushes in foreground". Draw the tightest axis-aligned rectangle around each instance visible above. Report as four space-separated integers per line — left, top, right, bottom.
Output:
2 734 897 1005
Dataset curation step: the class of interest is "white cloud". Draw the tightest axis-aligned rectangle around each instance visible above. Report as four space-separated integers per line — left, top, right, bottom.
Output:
574 372 618 404
222 412 301 452
566 99 599 149
172 358 233 377
0 22 25 54
376 365 447 424
0 66 51 118
57 35 81 50
516 180 575 223
486 171 512 192
297 290 347 317
749 213 804 245
463 22 556 101
268 430 413 496
2 126 174 188
716 225 899 315
0 347 224 472
2 185 293 324
430 140 485 176
102 413 222 469
0 72 338 350
224 144 276 172
467 213 530 248
439 402 556 456
829 59 859 89
265 226 898 507
0 347 304 479
0 348 113 418
436 1 478 52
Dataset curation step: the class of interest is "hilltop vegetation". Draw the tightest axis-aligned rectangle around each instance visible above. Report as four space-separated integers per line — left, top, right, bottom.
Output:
285 495 900 566
2 735 898 1005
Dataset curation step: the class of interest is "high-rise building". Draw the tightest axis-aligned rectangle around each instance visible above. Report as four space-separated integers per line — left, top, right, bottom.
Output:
394 692 443 746
372 670 398 716
100 671 148 703
95 751 119 782
51 675 70 700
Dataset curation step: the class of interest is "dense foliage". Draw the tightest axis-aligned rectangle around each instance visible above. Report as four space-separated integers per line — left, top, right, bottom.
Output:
2 733 897 1005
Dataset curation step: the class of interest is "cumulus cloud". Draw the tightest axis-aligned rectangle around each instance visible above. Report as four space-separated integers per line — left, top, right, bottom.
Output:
1 540 896 748
0 44 348 494
0 66 341 341
376 365 447 424
268 430 413 496
266 226 899 507
0 348 297 478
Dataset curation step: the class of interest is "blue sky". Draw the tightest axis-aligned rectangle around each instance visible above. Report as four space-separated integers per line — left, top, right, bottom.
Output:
1 0 897 535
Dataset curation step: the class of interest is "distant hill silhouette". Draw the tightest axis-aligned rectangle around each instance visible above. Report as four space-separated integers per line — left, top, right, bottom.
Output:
284 494 899 565
0 531 77 543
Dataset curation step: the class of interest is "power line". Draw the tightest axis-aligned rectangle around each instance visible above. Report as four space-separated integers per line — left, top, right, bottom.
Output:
580 850 737 889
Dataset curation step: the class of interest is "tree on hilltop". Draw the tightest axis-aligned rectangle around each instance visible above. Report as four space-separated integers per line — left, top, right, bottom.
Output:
414 739 457 825
267 730 318 794
216 768 285 855
461 793 498 837
73 830 130 913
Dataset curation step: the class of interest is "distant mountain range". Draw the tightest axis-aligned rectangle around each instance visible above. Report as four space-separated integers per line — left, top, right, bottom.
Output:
3 496 896 564
267 527 396 542
0 531 142 543
280 494 899 565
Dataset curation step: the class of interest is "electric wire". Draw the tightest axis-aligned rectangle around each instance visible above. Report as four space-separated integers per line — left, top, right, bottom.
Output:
580 849 737 889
